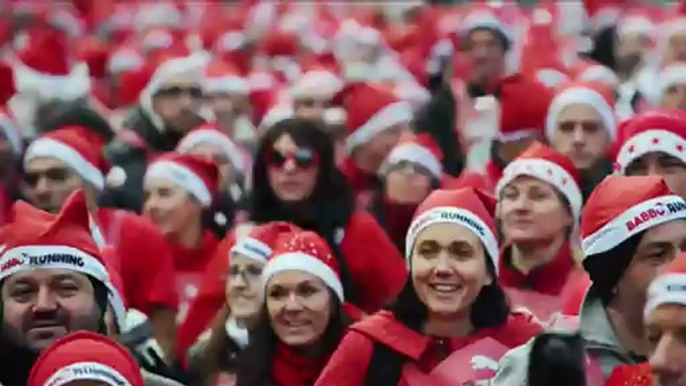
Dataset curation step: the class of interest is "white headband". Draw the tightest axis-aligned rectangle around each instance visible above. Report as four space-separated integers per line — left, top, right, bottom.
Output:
645 273 686 319
379 142 442 179
144 160 212 206
44 361 132 386
25 138 104 190
262 252 344 301
616 129 686 173
231 237 272 263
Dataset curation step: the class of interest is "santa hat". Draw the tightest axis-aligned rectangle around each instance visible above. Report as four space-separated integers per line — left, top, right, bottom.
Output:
27 331 144 386
614 110 686 174
0 190 110 287
231 222 301 264
545 81 617 142
202 60 248 96
290 65 343 101
460 8 512 50
259 102 295 133
405 187 499 269
581 175 686 258
176 123 245 172
24 126 107 190
656 63 686 102
107 44 144 75
571 60 620 89
497 141 582 221
498 76 553 142
645 255 686 319
262 230 344 301
342 83 412 152
379 134 443 180
144 153 219 207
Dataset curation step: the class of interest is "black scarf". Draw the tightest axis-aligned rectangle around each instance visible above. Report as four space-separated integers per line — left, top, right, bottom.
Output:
0 335 40 386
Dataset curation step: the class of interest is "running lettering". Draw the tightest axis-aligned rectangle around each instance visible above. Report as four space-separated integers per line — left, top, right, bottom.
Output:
440 212 485 236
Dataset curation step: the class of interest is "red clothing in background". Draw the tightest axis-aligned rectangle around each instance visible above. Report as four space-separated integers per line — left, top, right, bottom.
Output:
272 343 332 386
448 161 502 194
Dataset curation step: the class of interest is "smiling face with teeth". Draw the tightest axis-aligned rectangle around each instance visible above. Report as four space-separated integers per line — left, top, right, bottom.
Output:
411 223 493 317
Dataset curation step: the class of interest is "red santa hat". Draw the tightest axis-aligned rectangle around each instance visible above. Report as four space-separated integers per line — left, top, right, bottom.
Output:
460 7 512 49
231 222 302 264
498 76 553 142
262 230 344 301
202 60 248 96
107 44 144 75
0 190 110 287
405 187 499 269
176 123 245 172
24 126 107 190
656 63 686 102
290 65 343 101
614 110 686 174
379 133 443 180
27 331 144 386
645 255 686 319
581 175 686 258
342 83 412 152
545 81 617 142
144 153 219 207
497 141 582 221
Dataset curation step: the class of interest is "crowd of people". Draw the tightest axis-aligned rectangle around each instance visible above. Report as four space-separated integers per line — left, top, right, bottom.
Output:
1 0 686 385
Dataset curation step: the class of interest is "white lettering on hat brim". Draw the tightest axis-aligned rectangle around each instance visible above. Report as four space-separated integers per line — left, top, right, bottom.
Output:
645 274 686 320
45 361 132 386
405 207 498 273
261 252 344 301
582 195 686 257
231 237 272 263
0 245 109 284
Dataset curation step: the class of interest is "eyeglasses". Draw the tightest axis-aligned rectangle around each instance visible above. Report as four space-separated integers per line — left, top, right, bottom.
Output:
227 265 263 280
23 167 72 187
267 149 318 170
154 86 203 99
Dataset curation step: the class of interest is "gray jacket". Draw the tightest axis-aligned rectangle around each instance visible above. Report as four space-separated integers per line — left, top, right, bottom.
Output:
493 295 642 385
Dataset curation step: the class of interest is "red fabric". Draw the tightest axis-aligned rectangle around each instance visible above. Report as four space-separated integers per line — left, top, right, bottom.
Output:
271 344 330 386
448 161 502 195
96 208 178 315
380 197 418 252
341 157 378 198
604 363 654 386
562 275 592 316
169 230 219 273
0 185 13 226
315 311 542 386
499 243 580 296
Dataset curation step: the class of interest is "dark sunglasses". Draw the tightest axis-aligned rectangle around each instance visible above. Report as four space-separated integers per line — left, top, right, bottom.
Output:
267 149 318 170
23 167 72 187
154 86 203 99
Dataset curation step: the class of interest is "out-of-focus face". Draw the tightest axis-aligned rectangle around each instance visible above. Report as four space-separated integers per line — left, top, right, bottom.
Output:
143 179 203 237
665 34 686 66
226 254 265 323
615 33 651 76
411 223 492 316
353 124 409 173
499 176 573 244
266 134 319 203
626 152 686 199
22 157 82 213
266 271 333 348
1 269 101 352
384 162 434 204
647 304 686 386
550 104 610 170
466 29 506 85
186 144 235 188
205 93 248 121
661 83 686 111
294 97 331 122
151 71 204 134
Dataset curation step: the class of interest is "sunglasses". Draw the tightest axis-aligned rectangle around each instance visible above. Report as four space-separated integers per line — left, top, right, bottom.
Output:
154 86 203 99
23 167 72 187
267 149 318 170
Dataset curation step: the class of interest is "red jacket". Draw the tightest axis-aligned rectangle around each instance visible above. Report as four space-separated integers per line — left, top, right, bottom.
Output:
176 211 407 354
448 161 502 194
315 310 541 386
604 363 654 386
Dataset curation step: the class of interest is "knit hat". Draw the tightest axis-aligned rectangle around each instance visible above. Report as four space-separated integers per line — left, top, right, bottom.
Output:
405 187 499 270
27 331 144 386
581 175 686 258
342 83 412 152
231 222 301 264
497 75 553 142
0 190 109 287
545 81 617 142
145 153 219 207
645 255 686 319
614 110 686 174
379 133 443 180
655 63 686 102
202 59 248 95
176 123 245 172
497 141 582 221
262 230 344 301
24 126 107 190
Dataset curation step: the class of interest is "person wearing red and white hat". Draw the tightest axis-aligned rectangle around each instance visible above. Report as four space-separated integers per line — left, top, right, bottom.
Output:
615 110 686 199
655 63 686 111
495 175 686 384
317 187 541 386
545 81 617 199
496 141 588 322
290 64 344 121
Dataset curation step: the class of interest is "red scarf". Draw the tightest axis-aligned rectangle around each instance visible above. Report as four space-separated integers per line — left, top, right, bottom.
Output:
270 343 329 386
499 242 577 296
168 230 219 273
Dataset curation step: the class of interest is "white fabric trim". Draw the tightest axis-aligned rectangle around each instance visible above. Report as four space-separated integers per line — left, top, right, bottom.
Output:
202 75 249 95
13 61 91 101
145 161 212 206
582 195 686 257
346 101 412 152
225 317 250 348
259 105 294 132
498 128 540 142
0 245 109 283
645 274 686 319
496 158 582 221
290 71 344 100
379 143 442 179
405 206 499 272
262 252 344 301
657 64 686 100
536 69 570 89
578 65 620 88
176 129 245 171
231 237 272 263
44 361 132 386
545 87 616 141
25 138 104 190
215 31 245 52
616 130 686 173
460 11 512 43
